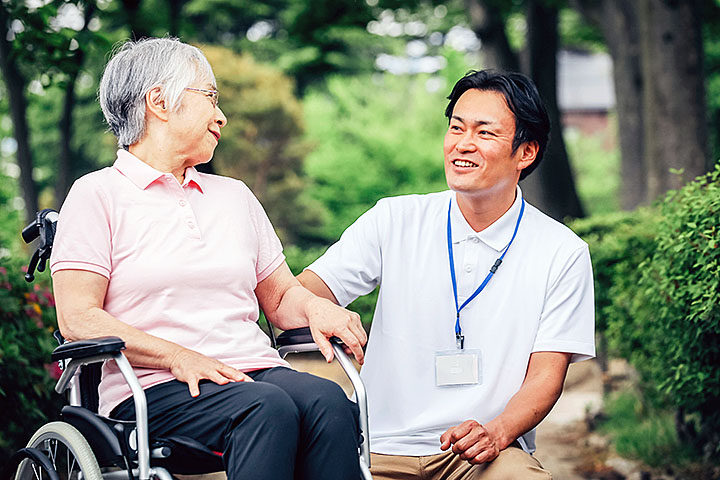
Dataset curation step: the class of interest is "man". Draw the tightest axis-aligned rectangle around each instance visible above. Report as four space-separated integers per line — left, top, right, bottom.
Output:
298 70 595 479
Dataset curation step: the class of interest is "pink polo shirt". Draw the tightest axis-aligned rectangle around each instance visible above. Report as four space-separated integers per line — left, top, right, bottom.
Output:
50 150 290 416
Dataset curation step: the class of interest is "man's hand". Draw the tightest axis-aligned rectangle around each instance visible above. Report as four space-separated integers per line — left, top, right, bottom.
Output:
306 296 367 364
440 420 501 465
169 348 253 397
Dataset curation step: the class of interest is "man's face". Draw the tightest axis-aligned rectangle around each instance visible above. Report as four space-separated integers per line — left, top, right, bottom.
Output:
443 89 533 198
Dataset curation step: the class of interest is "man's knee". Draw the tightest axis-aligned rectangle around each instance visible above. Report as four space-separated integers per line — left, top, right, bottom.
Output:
474 447 551 480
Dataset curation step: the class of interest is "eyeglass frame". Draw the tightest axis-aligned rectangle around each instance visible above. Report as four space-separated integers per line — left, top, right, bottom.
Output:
184 87 219 108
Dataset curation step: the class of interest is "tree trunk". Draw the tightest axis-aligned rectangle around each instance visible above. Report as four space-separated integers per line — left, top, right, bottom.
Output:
523 0 585 220
0 6 38 223
638 0 708 201
121 0 151 39
464 0 520 71
57 70 79 207
572 0 647 210
56 2 96 206
167 0 187 37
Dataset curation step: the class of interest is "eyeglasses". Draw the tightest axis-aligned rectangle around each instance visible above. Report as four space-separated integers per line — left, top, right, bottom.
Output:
185 87 219 108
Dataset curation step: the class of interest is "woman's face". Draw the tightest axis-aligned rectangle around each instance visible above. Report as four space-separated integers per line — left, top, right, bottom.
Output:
167 80 227 167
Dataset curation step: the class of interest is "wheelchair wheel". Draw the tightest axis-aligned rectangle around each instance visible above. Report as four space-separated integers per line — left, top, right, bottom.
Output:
15 422 102 480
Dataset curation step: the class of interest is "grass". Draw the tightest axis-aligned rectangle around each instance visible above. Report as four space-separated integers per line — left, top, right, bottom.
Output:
599 389 698 470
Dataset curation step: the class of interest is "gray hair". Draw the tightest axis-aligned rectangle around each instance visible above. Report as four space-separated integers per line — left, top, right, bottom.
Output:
98 37 215 148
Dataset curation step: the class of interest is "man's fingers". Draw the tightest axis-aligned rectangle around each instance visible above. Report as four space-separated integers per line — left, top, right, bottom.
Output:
458 442 484 461
440 426 457 450
470 448 499 465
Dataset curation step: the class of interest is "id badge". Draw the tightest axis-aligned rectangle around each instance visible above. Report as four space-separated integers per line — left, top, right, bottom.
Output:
435 350 482 387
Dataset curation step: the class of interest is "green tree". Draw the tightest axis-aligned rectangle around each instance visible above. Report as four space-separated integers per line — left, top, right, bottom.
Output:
302 71 454 241
202 45 323 244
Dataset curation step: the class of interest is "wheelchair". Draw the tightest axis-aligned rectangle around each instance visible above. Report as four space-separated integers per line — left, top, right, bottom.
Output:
3 209 372 480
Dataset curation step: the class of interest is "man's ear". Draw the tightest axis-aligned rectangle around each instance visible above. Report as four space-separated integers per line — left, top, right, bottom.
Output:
516 141 539 172
146 86 169 121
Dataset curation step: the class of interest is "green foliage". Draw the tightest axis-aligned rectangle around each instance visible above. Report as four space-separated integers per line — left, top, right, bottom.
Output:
302 71 451 241
201 46 323 244
569 208 658 362
0 257 62 466
573 164 720 460
600 389 695 469
0 119 23 255
565 127 620 215
635 164 720 457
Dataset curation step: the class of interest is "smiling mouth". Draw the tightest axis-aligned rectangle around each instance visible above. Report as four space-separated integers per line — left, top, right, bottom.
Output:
452 159 478 168
210 131 220 142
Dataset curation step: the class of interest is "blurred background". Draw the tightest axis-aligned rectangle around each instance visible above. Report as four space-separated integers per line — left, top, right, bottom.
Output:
1 0 719 478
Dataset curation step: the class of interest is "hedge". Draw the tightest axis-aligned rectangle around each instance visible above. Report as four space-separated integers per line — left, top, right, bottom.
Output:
571 163 720 460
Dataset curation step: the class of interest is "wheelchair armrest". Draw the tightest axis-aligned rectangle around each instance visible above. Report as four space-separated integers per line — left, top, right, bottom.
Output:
275 326 371 468
52 337 126 362
275 327 343 352
276 326 314 346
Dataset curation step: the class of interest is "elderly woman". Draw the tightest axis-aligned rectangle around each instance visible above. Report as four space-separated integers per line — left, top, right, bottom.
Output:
49 37 367 480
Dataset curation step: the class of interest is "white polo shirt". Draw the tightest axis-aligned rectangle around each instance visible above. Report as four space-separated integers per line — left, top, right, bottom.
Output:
307 188 595 456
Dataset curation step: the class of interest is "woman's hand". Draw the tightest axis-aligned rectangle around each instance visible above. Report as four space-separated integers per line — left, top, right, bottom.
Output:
169 348 253 397
306 296 367 364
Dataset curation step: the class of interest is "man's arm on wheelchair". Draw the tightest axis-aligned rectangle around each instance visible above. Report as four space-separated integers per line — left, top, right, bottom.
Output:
52 269 253 397
255 262 366 365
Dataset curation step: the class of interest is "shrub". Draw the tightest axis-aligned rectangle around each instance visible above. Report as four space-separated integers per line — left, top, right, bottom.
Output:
569 208 659 375
0 257 62 466
573 164 720 460
636 164 720 458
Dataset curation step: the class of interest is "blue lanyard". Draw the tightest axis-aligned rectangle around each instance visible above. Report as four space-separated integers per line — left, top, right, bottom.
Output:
447 197 525 349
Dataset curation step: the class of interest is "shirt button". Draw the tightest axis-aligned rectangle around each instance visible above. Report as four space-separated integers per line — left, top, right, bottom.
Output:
179 200 187 207
465 265 473 273
187 223 195 229
472 237 480 244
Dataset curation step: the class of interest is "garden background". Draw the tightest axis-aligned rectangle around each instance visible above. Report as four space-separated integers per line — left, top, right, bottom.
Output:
1 0 719 477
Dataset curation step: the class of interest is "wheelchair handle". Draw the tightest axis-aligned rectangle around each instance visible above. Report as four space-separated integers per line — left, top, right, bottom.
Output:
22 209 58 283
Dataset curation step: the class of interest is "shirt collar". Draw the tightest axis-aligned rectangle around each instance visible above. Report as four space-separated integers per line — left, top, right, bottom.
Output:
113 149 204 193
450 186 524 252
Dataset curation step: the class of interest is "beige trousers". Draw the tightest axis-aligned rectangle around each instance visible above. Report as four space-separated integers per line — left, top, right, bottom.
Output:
370 446 551 480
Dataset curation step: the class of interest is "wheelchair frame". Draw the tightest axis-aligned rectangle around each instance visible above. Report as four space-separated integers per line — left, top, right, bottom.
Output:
5 209 372 480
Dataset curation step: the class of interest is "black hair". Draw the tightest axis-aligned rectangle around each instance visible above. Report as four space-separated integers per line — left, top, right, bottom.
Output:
444 70 550 180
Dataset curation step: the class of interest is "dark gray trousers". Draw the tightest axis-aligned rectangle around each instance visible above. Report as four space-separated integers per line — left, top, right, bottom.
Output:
112 367 361 480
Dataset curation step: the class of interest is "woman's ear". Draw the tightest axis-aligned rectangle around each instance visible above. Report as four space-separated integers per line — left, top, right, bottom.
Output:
146 86 168 121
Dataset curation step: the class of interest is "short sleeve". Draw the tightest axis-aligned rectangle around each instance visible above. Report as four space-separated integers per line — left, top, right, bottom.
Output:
306 201 385 307
50 175 113 278
532 244 596 363
245 189 284 282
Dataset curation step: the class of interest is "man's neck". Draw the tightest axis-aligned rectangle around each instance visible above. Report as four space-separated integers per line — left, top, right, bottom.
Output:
455 188 517 232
